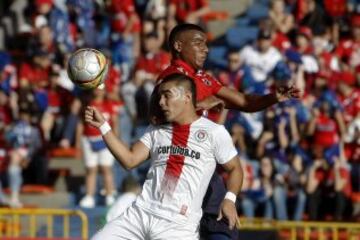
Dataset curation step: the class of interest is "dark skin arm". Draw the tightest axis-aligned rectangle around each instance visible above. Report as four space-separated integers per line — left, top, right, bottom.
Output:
217 87 278 112
198 85 301 113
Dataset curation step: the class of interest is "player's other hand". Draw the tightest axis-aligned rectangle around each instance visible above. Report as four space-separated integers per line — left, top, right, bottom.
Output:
84 106 105 128
276 85 301 102
217 199 238 230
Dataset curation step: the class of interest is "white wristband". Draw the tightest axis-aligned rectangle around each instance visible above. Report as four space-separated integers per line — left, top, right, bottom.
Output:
224 191 237 203
99 121 111 136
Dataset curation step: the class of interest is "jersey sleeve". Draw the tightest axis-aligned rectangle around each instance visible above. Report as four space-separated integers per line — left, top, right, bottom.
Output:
213 125 238 164
139 125 155 149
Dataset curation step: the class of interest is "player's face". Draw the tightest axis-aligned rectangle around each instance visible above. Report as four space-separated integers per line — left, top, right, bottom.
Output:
178 30 208 70
158 82 187 122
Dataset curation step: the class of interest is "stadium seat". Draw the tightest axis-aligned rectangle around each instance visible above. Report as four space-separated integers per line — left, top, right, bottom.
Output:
257 0 270 6
225 26 259 49
235 16 251 27
207 46 228 69
246 3 269 24
49 147 80 159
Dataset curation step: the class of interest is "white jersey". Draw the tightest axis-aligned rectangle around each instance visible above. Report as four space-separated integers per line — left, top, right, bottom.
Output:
240 45 282 82
135 117 238 224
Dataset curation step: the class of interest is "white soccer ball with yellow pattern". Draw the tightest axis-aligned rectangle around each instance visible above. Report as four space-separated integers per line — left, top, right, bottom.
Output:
67 48 108 90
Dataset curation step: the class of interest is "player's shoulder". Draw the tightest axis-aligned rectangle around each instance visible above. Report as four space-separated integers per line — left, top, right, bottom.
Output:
194 117 227 134
157 65 181 82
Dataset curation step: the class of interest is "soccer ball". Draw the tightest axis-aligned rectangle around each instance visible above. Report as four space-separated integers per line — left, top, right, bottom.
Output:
67 48 108 90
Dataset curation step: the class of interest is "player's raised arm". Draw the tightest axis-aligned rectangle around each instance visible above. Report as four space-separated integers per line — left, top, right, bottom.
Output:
84 106 150 169
215 85 301 113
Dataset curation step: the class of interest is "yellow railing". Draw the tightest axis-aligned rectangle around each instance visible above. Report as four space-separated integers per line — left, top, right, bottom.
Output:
0 208 88 239
238 217 360 240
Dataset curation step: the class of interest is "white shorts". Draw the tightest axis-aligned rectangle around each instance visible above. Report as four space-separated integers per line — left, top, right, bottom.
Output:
92 204 199 240
81 137 114 168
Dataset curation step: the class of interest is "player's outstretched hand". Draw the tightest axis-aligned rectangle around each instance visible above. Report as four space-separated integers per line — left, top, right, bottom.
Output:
217 199 238 230
276 85 301 102
84 106 105 128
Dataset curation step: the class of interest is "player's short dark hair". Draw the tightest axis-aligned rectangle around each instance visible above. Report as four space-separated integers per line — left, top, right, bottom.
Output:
168 23 205 55
160 73 197 106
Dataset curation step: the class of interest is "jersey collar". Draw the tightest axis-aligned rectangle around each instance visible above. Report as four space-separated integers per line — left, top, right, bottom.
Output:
172 59 197 76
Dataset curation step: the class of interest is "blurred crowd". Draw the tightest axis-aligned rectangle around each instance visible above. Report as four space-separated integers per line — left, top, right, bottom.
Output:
0 0 358 222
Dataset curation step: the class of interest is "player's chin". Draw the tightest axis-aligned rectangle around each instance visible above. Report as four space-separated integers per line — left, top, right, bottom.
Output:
163 113 173 122
195 59 206 69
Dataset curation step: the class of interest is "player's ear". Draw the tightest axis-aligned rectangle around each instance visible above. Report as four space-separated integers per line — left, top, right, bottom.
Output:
185 90 192 104
174 40 182 53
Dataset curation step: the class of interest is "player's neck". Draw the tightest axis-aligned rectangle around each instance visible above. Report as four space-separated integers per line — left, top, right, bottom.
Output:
173 111 200 126
173 57 200 72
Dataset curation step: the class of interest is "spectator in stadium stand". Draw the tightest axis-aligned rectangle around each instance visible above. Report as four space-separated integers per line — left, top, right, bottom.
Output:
0 89 12 206
303 71 330 107
18 49 52 90
66 0 97 47
143 0 167 23
271 106 300 220
295 26 319 74
260 19 291 53
93 13 111 50
328 144 352 221
312 29 340 74
297 0 330 36
239 157 274 219
283 153 307 221
219 50 262 153
135 31 171 81
167 0 211 32
0 52 17 111
5 107 42 208
268 0 294 34
336 71 359 125
335 15 360 68
108 0 141 64
244 156 279 219
323 0 348 45
40 71 73 143
307 91 345 166
306 150 329 220
32 0 75 54
284 49 306 95
239 29 282 87
218 49 255 92
89 74 243 240
344 110 360 201
348 0 360 14
30 26 58 62
78 87 117 208
33 0 54 28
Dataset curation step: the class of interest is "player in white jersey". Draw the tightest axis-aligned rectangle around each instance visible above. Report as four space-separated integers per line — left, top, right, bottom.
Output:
86 73 243 240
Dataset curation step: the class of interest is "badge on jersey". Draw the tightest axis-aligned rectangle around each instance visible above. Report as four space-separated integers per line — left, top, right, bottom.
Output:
195 129 208 142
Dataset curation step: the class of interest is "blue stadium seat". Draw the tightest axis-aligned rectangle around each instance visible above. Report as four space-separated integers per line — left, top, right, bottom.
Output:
235 16 251 27
246 3 269 24
207 46 228 69
257 0 270 6
225 26 259 49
